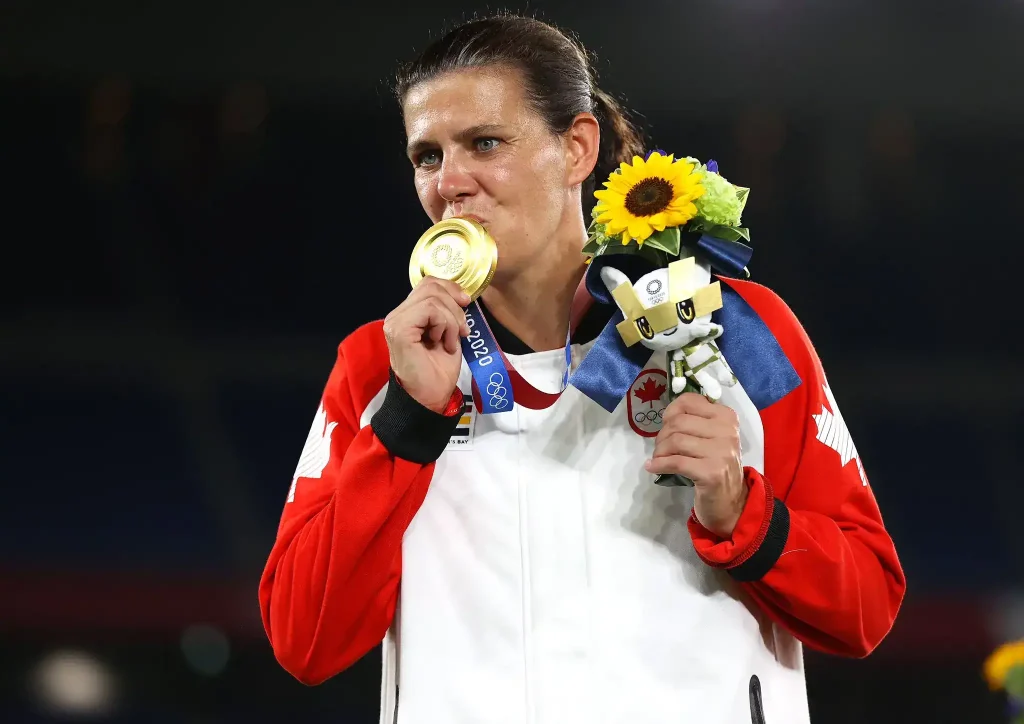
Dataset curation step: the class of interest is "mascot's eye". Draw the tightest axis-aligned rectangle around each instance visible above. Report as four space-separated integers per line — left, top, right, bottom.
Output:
676 299 696 324
635 316 655 340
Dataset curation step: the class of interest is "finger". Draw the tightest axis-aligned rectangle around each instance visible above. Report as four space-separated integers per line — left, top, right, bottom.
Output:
664 392 717 420
439 291 472 337
644 453 703 479
710 400 740 427
400 286 466 335
656 412 722 441
430 301 462 354
652 431 708 460
442 306 462 354
416 276 472 307
417 298 458 347
425 309 445 344
414 283 471 336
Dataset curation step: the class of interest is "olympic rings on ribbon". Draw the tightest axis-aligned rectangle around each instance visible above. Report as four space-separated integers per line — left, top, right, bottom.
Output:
486 371 509 410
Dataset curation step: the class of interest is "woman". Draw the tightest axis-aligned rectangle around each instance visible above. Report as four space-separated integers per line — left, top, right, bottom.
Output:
259 14 905 724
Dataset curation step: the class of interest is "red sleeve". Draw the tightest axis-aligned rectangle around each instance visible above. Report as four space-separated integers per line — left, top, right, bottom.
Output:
688 280 906 657
258 321 461 685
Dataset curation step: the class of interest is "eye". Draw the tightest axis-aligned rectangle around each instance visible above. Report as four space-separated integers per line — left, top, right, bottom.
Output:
414 150 441 168
635 316 655 340
676 299 696 324
475 137 500 153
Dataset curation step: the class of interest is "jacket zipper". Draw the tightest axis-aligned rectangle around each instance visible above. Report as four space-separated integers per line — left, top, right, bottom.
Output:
749 674 766 724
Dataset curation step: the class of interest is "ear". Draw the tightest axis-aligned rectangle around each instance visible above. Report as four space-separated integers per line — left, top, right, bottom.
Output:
564 112 601 187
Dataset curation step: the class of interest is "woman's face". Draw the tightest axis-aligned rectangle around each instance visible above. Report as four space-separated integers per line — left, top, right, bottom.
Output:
403 66 591 277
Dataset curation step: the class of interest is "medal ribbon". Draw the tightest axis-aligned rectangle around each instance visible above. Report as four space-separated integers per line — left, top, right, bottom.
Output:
461 279 593 414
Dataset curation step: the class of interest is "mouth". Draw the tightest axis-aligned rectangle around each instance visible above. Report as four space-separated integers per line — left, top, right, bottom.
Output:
445 208 486 225
662 329 677 336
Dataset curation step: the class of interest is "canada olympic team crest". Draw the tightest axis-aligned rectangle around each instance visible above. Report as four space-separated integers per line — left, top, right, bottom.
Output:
627 368 669 437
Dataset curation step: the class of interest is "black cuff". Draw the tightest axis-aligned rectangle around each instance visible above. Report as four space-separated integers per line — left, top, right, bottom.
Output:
370 370 462 464
727 497 790 582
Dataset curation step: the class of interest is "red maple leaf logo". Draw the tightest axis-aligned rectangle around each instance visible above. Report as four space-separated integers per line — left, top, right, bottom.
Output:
634 377 666 408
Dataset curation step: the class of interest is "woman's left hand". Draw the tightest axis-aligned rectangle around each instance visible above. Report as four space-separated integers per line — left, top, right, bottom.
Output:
644 392 748 538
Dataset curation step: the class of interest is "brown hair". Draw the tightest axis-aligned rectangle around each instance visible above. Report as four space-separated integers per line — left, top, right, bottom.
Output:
394 13 646 217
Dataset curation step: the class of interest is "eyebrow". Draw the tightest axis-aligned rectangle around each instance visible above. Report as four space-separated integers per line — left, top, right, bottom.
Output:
406 123 507 159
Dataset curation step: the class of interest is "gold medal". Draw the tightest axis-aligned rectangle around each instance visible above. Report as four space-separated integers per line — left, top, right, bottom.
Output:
409 217 498 301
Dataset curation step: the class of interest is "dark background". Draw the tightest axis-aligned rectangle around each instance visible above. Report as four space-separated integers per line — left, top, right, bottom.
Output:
2 1 1023 722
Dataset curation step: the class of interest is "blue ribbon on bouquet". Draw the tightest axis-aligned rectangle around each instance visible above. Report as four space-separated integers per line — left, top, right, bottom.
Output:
695 233 753 280
569 238 799 413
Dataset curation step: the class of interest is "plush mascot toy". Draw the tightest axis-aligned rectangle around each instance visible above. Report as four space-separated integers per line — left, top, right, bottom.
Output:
599 255 737 401
597 254 739 486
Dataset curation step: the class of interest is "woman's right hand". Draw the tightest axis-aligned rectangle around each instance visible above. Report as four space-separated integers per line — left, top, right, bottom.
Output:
382 277 472 414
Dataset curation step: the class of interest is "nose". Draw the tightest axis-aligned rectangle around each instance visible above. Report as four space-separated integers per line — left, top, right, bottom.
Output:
436 153 478 202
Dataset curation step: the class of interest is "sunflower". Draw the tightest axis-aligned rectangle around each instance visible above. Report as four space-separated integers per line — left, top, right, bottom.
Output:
593 152 705 245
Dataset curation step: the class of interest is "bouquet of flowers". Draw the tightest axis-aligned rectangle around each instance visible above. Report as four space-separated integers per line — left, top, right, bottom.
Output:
580 150 752 487
583 150 750 268
985 640 1024 723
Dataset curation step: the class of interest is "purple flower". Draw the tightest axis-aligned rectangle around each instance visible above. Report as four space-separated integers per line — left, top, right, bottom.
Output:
645 148 668 160
706 159 719 173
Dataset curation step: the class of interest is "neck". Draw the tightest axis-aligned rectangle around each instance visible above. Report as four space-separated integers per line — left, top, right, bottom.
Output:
481 241 588 353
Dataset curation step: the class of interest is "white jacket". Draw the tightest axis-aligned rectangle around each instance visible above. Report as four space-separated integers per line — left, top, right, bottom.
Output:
259 277 905 724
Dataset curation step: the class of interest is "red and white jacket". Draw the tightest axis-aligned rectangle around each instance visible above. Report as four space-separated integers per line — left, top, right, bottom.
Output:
259 278 906 724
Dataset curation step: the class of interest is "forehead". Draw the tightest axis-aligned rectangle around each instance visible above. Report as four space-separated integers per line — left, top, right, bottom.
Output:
402 67 531 140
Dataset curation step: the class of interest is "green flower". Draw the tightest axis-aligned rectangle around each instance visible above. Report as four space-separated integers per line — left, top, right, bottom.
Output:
694 170 748 227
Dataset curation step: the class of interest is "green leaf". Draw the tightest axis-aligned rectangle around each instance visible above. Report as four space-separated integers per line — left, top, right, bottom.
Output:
687 218 708 235
735 187 749 203
703 225 741 242
643 245 669 267
588 239 666 268
642 226 681 257
584 224 613 254
703 224 751 243
595 241 636 257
